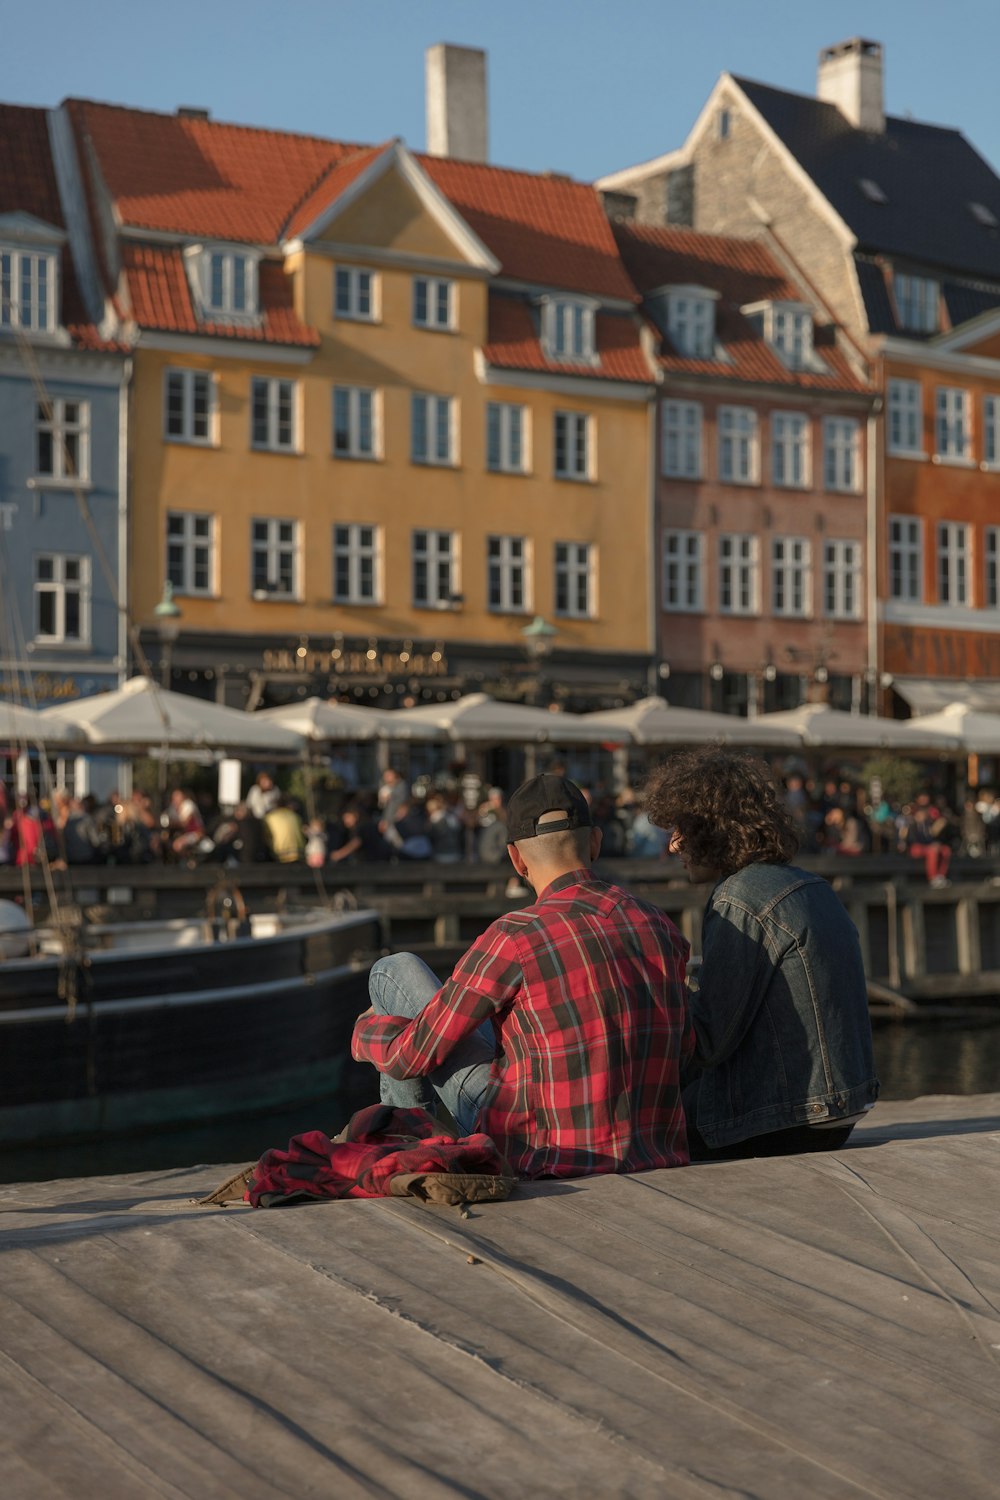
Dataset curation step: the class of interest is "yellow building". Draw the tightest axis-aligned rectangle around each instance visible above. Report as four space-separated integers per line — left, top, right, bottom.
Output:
69 104 656 709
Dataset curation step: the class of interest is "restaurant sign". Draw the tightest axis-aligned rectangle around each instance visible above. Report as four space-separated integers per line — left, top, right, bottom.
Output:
262 647 450 678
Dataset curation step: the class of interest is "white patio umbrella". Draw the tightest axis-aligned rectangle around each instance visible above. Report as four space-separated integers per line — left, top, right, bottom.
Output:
578 696 802 748
890 702 1000 753
0 698 87 746
255 696 400 742
389 692 613 744
41 676 304 756
754 703 960 751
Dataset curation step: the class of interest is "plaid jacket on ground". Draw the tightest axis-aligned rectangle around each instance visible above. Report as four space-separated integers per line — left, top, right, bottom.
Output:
352 871 693 1178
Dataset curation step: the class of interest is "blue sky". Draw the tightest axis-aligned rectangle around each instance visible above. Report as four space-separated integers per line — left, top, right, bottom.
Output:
8 1 1000 181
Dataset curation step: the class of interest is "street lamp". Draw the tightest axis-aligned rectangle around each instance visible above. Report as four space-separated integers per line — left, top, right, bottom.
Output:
153 579 182 690
520 615 558 706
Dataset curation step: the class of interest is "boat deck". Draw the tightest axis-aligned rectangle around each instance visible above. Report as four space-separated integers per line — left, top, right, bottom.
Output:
2 1094 999 1499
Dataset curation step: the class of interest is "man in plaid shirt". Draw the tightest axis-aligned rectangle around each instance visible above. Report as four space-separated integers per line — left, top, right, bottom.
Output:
352 774 693 1178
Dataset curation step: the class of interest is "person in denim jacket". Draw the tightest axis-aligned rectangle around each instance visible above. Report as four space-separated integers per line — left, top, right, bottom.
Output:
645 747 878 1159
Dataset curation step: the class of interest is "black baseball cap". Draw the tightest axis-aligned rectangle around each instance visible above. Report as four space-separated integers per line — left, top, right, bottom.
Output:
505 774 592 843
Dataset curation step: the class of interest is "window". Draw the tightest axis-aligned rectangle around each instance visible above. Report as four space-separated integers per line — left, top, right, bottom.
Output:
36 399 89 481
411 394 456 466
251 377 297 452
334 266 376 321
935 387 970 461
716 107 732 140
662 400 702 478
666 289 715 357
488 534 528 612
823 540 862 619
771 537 811 617
970 201 999 228
333 524 380 604
555 542 595 618
167 512 214 596
554 410 591 480
542 297 596 362
333 386 377 459
887 378 923 456
772 412 810 488
888 516 922 601
413 277 454 330
34 554 89 643
894 272 939 333
663 530 704 611
770 306 814 370
858 178 888 204
204 250 256 317
164 369 214 445
719 533 758 615
986 528 1000 607
412 529 459 608
0 247 55 332
985 396 1000 468
486 402 528 473
823 417 860 492
718 406 759 484
937 522 970 605
251 518 299 599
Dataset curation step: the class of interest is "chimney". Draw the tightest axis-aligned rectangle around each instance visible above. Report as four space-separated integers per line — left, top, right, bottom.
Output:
177 106 211 121
426 43 488 162
817 38 884 133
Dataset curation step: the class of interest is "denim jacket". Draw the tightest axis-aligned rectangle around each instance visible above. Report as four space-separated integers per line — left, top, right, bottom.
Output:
689 862 879 1148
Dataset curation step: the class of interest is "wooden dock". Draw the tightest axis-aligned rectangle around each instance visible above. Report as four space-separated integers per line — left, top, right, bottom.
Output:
2 1094 998 1498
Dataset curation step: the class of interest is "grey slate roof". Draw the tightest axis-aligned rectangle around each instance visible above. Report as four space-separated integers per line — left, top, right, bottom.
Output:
735 76 1000 281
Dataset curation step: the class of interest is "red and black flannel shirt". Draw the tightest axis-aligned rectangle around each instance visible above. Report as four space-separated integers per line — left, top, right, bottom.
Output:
352 870 693 1178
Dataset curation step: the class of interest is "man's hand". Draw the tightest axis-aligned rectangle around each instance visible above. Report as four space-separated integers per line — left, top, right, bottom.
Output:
356 1006 374 1020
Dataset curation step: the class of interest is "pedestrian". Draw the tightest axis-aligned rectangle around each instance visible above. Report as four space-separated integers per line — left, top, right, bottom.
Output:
644 746 878 1160
246 771 280 822
352 773 693 1178
263 795 306 863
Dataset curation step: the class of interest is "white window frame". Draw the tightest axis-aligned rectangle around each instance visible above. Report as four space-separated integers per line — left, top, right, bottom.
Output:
251 517 300 600
35 398 90 482
661 400 702 479
937 521 971 605
719 533 759 616
333 523 381 605
887 378 923 457
541 295 597 363
0 246 57 333
665 286 717 358
486 402 529 474
772 411 810 489
334 265 378 322
554 410 592 481
823 539 862 620
33 553 90 644
333 386 378 460
894 271 939 333
717 405 759 484
823 417 860 493
770 303 815 371
411 393 457 467
984 396 1000 469
167 511 215 597
986 527 1000 608
487 534 530 614
412 529 460 609
663 529 704 612
771 536 811 618
935 387 971 462
888 515 923 602
555 541 596 619
163 368 216 446
183 245 260 322
412 276 455 331
250 376 298 453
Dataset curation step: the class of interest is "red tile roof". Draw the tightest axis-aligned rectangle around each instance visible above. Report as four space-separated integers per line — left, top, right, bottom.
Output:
420 156 639 301
614 223 868 392
121 243 318 346
484 295 652 383
282 143 389 240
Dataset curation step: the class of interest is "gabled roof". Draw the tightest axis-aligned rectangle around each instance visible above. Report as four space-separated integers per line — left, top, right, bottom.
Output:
734 76 1000 281
615 222 867 392
483 294 652 384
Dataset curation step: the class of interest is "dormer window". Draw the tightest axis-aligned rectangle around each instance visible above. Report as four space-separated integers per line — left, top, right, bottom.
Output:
185 245 260 323
663 286 717 358
541 296 597 363
0 246 57 333
743 299 819 372
893 271 939 334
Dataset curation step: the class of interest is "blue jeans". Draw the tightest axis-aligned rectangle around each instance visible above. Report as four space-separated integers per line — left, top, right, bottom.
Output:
367 952 496 1135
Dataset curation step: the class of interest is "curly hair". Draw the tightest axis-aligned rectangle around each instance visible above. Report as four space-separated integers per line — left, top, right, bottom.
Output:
643 747 799 875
